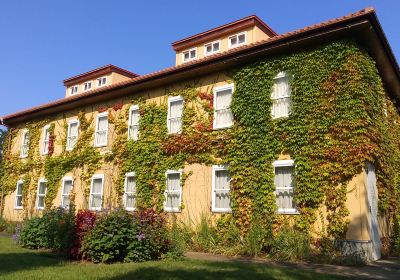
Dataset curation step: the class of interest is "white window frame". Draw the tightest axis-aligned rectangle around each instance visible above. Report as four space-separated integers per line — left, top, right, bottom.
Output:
211 165 231 213
20 129 29 158
97 76 107 87
84 81 92 91
204 40 221 56
14 180 24 209
89 174 104 211
182 47 197 62
70 85 79 95
271 71 291 119
124 172 136 211
41 124 51 155
228 32 247 48
61 176 74 209
36 178 47 210
213 84 234 130
167 95 184 134
273 159 298 214
128 105 140 140
66 119 79 151
164 170 182 213
94 112 109 147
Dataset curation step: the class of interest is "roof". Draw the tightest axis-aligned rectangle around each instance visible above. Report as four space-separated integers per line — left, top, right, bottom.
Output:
2 7 400 126
63 64 139 87
171 15 277 51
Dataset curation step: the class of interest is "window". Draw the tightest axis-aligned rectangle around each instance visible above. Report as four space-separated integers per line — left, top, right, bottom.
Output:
228 32 246 48
97 76 107 87
94 112 108 147
66 120 79 151
182 48 197 62
212 165 231 212
271 72 291 119
124 172 136 211
89 174 104 211
14 180 23 209
128 105 140 140
61 177 73 208
273 160 297 214
36 179 47 210
41 125 50 155
84 82 92 91
20 130 29 158
204 41 220 55
213 84 234 129
167 96 184 134
164 170 182 212
70 86 79 95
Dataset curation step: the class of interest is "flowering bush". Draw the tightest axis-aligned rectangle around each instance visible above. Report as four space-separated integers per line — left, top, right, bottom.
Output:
81 208 171 263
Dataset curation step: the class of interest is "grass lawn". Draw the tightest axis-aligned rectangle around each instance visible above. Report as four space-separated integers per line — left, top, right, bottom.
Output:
0 236 348 280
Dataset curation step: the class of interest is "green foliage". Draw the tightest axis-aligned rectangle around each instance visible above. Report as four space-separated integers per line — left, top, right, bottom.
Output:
18 207 74 253
269 226 310 262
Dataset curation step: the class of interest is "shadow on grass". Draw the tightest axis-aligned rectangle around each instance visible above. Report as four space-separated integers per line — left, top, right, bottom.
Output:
103 261 345 280
0 251 64 275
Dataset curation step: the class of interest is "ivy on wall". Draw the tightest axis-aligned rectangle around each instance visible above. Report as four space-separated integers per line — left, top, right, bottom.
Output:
0 40 399 242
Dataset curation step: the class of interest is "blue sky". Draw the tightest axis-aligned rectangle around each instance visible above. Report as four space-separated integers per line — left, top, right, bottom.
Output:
0 0 398 121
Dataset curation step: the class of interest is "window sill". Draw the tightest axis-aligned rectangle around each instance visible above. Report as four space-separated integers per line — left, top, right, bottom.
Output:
164 208 181 213
277 210 299 215
125 208 136 212
36 207 45 211
212 209 232 214
94 144 107 148
213 124 233 131
14 207 23 210
19 155 28 159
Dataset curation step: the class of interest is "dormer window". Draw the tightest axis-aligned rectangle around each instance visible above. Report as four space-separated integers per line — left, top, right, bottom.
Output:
70 86 79 95
182 48 197 62
97 76 107 87
228 32 246 48
204 41 220 56
84 82 92 91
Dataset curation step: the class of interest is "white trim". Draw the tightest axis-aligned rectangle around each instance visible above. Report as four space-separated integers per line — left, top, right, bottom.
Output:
128 105 140 141
94 112 109 147
61 176 74 209
36 178 47 210
83 81 92 91
14 180 24 209
124 172 136 211
20 129 29 158
273 160 298 214
70 85 79 96
89 174 104 211
211 165 231 213
182 47 197 62
164 169 183 212
167 95 184 134
213 84 234 130
228 31 247 48
97 76 107 87
204 40 221 56
271 72 291 119
66 119 80 151
41 124 51 155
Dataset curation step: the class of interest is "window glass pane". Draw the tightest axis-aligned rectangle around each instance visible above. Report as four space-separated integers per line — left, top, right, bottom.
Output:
92 178 103 193
238 34 245 44
170 100 183 118
216 89 232 110
98 116 107 130
230 36 237 46
37 197 45 208
213 42 219 51
126 176 136 193
16 196 23 207
62 196 70 208
274 166 294 188
215 170 229 189
125 195 135 208
206 45 212 53
91 195 102 208
190 50 196 58
167 173 180 191
38 182 46 195
63 180 73 195
17 183 23 195
23 133 29 145
184 52 189 60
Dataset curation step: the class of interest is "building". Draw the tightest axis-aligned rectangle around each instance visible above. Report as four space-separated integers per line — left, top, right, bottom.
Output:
1 8 399 261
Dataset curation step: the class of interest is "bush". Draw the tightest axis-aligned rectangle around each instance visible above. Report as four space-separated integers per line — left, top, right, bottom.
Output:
18 207 74 253
269 226 310 262
69 210 96 260
82 209 171 263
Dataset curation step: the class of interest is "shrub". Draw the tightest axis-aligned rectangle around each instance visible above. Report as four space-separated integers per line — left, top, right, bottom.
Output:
192 214 218 252
81 208 171 263
18 207 74 253
269 226 310 262
69 210 96 260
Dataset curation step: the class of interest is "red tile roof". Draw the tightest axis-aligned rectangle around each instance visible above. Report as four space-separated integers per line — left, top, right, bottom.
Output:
2 7 399 125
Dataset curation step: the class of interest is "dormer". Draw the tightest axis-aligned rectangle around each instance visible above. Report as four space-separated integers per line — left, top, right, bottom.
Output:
63 64 138 97
172 15 277 66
